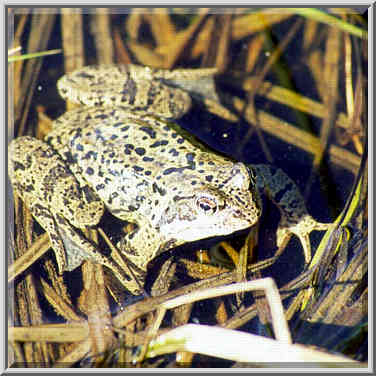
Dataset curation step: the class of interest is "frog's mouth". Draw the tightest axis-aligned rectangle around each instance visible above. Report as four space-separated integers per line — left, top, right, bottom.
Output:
159 210 255 244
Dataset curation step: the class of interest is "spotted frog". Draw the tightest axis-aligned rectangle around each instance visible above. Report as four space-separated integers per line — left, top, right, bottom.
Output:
8 64 329 294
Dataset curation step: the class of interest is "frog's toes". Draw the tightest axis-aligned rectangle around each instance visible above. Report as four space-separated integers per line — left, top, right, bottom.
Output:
276 215 331 264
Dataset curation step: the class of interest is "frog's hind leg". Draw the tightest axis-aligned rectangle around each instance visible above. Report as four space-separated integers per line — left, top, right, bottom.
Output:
27 201 68 274
27 201 141 293
53 213 142 293
252 164 331 264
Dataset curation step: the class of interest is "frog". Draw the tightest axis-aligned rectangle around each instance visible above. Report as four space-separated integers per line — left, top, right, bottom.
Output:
8 63 330 294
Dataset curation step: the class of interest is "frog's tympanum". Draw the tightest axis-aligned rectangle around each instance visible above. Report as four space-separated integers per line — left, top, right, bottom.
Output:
8 64 329 294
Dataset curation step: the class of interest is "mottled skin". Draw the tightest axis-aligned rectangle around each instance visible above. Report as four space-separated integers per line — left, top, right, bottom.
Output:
8 64 330 294
8 137 134 288
47 108 260 276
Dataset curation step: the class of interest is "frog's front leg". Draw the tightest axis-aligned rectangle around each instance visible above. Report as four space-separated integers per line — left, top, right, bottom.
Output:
251 164 331 263
117 225 164 291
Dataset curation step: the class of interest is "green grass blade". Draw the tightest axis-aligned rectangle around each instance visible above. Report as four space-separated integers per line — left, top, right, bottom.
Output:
8 49 62 63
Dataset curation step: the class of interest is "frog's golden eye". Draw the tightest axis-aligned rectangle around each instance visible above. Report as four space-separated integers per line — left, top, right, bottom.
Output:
195 195 218 215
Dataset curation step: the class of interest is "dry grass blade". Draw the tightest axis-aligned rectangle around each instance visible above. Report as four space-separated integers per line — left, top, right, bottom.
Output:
233 97 361 174
8 233 50 283
163 9 210 69
9 323 89 343
232 9 293 39
201 14 232 72
14 11 56 137
8 8 367 367
61 8 84 73
39 277 82 322
146 8 176 46
92 9 114 64
78 262 116 365
161 278 291 344
306 25 341 195
127 40 165 67
148 324 360 364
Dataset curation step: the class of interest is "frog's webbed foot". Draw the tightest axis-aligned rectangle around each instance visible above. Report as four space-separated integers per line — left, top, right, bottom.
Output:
252 164 331 264
276 215 331 264
27 202 141 293
54 214 145 293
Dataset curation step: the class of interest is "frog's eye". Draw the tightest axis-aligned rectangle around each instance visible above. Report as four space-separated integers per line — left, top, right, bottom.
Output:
195 195 218 215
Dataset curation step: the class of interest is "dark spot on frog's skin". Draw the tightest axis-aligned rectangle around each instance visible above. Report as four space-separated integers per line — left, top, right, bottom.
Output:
86 167 94 175
83 151 98 160
155 199 159 205
163 125 171 131
162 167 177 175
171 133 178 138
208 161 215 166
24 184 34 192
76 143 84 151
124 144 134 155
128 205 139 212
168 148 179 157
135 147 146 156
198 170 205 173
140 126 156 139
235 194 246 206
121 78 137 104
77 72 94 79
150 140 169 148
143 156 154 162
105 177 111 184
145 170 152 176
13 161 26 171
191 181 197 185
152 182 166 196
41 149 54 158
177 138 184 144
205 175 213 182
133 165 144 173
94 113 108 120
110 134 118 140
113 122 123 128
96 184 105 191
109 152 115 158
121 126 130 132
186 153 195 163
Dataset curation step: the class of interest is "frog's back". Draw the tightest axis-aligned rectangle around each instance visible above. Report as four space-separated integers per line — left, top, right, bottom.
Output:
50 107 236 223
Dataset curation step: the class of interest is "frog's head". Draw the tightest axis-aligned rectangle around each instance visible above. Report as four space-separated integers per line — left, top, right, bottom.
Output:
158 163 261 246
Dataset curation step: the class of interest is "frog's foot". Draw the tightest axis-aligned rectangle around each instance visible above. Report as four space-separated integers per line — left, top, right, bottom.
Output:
53 214 144 294
276 214 331 264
